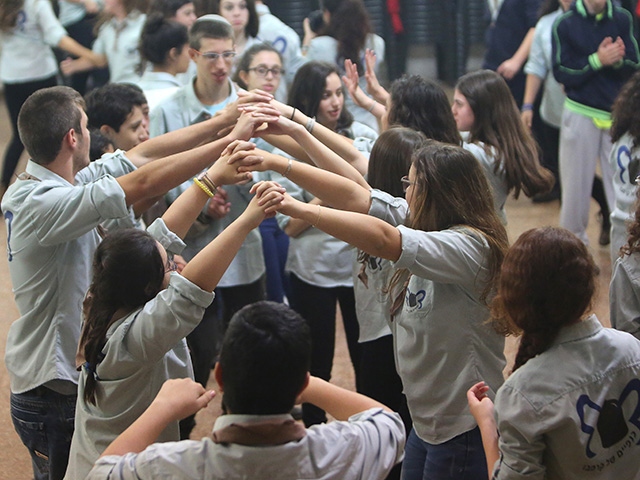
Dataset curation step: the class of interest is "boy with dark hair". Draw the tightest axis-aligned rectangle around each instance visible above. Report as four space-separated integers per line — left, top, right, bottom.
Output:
87 301 405 480
86 83 150 151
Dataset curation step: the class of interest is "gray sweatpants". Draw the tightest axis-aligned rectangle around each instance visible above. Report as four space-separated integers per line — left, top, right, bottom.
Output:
559 108 615 245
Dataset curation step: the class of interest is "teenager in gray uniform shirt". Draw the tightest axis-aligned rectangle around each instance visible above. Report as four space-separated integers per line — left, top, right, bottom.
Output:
249 140 510 480
470 227 640 479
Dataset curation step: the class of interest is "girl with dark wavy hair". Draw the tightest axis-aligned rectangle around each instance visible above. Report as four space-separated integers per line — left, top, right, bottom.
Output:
453 69 554 221
469 226 640 479
64 147 282 480
250 138 509 479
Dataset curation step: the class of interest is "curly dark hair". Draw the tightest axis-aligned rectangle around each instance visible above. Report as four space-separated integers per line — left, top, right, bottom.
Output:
611 71 640 149
491 227 596 373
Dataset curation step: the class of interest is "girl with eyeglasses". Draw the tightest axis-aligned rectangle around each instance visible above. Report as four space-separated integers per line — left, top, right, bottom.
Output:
247 138 509 479
64 144 283 480
469 226 640 479
233 43 290 305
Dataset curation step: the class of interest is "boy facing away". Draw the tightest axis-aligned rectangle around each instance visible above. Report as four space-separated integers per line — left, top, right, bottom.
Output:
87 301 405 480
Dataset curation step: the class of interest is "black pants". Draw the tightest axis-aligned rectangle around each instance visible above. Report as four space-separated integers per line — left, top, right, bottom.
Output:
289 273 361 427
2 76 58 188
359 334 412 480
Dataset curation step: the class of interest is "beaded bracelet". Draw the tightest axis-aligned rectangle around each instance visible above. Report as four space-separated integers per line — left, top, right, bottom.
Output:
521 103 534 112
194 177 214 198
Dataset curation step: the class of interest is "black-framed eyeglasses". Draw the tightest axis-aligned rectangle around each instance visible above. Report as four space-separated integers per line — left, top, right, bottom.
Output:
247 66 284 78
165 256 178 274
192 49 236 62
400 176 415 193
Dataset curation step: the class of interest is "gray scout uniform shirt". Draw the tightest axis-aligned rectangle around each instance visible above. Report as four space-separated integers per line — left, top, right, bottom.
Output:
610 251 640 340
494 316 640 479
65 220 215 480
1 152 136 394
87 408 405 480
368 189 506 445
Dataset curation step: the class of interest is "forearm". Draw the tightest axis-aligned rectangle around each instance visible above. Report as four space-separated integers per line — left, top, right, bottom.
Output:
283 197 321 238
118 135 233 206
261 151 371 213
523 74 542 106
127 116 234 167
161 184 211 239
180 213 256 291
477 417 500 478
511 28 536 68
300 377 391 421
57 36 105 65
292 109 369 175
287 123 369 186
290 202 401 261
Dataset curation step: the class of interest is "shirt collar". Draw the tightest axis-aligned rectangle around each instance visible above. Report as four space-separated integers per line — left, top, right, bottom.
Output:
552 314 603 346
25 160 73 186
213 413 294 432
576 0 613 20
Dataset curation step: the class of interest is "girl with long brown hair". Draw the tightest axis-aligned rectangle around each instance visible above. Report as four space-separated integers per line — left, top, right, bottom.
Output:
453 69 554 221
248 138 509 479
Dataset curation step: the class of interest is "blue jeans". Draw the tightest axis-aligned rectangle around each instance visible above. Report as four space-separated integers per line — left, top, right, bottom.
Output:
10 387 76 480
258 217 290 303
401 427 488 480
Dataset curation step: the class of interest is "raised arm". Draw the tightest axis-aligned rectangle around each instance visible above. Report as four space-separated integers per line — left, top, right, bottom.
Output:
299 376 392 420
249 113 369 185
116 109 278 207
247 149 371 214
126 96 276 167
179 181 283 292
342 59 386 123
270 190 402 261
161 145 262 238
262 99 370 174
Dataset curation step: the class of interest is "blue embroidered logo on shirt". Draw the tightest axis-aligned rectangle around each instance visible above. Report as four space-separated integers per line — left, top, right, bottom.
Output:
405 288 426 311
577 378 640 464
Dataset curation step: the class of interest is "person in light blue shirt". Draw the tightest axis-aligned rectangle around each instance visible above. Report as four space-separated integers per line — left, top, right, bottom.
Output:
2 84 273 480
